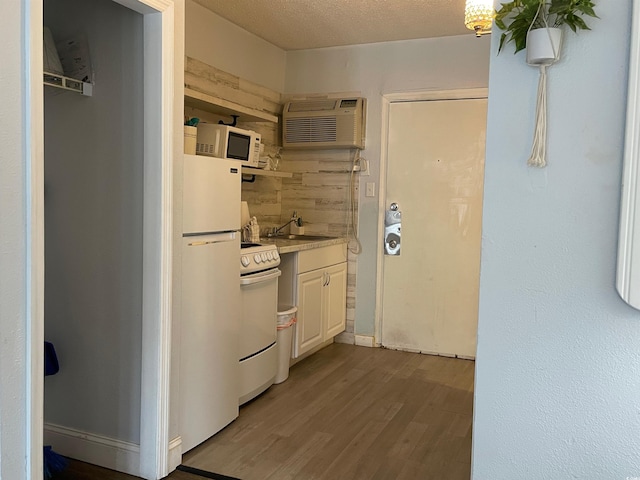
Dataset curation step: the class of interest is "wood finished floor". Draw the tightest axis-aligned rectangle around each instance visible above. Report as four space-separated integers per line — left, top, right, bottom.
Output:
184 343 474 480
51 343 474 480
49 460 202 480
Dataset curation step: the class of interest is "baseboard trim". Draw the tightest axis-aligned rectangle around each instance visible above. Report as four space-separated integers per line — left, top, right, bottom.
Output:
354 335 376 348
334 332 354 344
384 345 476 360
168 436 182 472
44 423 140 477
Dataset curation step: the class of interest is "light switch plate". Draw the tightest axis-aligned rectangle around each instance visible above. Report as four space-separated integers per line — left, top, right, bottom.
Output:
366 182 376 197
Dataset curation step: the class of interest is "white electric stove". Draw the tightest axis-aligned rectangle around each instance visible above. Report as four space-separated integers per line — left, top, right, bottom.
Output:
238 242 281 405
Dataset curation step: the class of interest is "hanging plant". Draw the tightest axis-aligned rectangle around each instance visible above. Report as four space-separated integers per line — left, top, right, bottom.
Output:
495 0 598 54
494 0 598 168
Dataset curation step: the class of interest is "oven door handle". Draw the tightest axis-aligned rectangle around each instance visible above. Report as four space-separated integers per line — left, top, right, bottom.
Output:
240 268 282 286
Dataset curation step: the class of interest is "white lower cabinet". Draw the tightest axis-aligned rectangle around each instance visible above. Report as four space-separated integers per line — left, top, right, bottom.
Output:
279 244 348 358
323 263 348 339
296 268 325 354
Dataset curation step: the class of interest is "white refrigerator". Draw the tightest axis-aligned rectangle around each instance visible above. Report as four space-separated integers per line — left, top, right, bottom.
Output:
180 154 241 452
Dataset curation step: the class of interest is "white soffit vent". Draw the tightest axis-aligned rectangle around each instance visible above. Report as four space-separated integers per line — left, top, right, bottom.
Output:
282 97 366 150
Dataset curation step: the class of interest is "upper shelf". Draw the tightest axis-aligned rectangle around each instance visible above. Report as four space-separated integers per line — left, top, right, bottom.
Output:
184 88 278 124
241 167 292 178
44 72 93 96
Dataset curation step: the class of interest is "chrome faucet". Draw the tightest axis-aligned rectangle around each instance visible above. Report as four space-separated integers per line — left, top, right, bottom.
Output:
267 218 298 237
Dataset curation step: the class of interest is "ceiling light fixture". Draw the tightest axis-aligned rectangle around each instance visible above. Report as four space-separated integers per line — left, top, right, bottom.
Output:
464 0 494 37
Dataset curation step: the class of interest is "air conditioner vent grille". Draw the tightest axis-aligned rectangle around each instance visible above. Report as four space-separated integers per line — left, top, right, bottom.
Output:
287 100 338 112
282 97 366 149
285 117 337 143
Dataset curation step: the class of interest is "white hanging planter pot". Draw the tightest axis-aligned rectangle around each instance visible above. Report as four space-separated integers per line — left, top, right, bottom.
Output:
525 27 563 168
526 27 563 66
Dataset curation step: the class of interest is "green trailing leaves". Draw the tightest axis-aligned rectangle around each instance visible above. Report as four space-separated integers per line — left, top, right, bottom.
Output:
495 0 598 54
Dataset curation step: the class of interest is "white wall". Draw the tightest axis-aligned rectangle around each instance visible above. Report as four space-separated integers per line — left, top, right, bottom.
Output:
473 2 640 478
43 0 144 443
285 36 491 336
0 0 31 477
185 0 286 93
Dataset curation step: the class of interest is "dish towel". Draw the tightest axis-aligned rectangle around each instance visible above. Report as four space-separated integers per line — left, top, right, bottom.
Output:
243 216 260 243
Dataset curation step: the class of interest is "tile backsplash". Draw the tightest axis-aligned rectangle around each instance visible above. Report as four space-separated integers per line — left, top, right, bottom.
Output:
241 149 359 237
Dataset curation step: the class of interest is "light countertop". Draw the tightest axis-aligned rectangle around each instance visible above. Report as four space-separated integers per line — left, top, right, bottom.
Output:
259 236 348 254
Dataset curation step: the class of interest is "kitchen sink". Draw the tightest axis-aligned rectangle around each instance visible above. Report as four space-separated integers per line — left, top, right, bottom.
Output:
285 234 336 240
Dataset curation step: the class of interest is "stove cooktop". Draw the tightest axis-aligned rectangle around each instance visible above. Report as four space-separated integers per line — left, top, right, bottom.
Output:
241 242 262 249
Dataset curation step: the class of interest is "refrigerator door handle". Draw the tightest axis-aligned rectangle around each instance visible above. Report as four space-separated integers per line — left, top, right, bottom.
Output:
186 231 238 246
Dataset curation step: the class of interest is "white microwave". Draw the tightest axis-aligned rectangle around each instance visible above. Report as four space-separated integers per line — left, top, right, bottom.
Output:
196 124 262 167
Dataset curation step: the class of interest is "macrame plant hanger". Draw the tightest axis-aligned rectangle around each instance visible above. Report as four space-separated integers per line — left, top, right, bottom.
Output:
526 2 561 168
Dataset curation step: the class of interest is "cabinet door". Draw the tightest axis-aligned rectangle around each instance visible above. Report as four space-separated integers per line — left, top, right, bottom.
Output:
295 269 325 357
325 262 347 339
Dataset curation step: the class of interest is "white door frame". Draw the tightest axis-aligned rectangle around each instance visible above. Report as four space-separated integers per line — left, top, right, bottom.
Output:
616 0 640 308
374 89 488 347
26 0 176 478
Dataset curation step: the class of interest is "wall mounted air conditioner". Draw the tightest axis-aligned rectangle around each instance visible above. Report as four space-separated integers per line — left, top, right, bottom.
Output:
282 97 366 149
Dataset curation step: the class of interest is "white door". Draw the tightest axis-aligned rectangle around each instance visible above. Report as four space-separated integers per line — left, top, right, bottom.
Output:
180 233 240 452
380 97 487 358
182 155 242 234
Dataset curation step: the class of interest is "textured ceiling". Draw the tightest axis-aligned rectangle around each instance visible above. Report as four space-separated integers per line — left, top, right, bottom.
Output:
192 0 473 51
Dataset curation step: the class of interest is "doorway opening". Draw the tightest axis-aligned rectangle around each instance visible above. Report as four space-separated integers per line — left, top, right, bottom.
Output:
29 0 176 477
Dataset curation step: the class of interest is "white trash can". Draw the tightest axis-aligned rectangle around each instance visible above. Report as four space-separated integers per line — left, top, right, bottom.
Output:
275 305 297 384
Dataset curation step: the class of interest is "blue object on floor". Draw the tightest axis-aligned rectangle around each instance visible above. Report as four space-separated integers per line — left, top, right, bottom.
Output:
44 341 59 376
43 445 67 479
44 342 65 477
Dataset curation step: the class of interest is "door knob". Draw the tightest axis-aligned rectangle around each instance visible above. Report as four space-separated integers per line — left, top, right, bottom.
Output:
384 204 401 256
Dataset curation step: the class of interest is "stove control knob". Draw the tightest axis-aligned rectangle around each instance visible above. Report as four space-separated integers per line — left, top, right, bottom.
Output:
273 251 280 260
267 251 274 261
241 256 250 267
254 254 262 263
261 252 268 262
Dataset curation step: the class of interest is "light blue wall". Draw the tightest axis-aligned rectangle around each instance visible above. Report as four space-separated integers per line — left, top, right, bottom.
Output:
473 1 640 478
